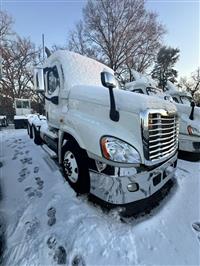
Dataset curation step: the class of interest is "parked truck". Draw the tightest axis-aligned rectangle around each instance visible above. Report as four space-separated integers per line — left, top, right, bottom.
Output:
125 71 200 158
32 50 178 211
14 98 32 129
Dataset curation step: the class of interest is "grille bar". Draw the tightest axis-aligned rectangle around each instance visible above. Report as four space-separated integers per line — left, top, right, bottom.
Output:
149 125 176 132
149 140 177 154
149 145 178 160
149 134 176 143
149 137 176 149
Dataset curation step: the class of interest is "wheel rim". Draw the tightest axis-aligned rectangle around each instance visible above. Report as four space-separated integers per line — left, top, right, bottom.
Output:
63 151 79 183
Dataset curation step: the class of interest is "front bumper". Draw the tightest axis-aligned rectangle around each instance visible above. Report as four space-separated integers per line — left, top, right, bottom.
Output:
179 134 200 153
14 118 28 129
90 153 177 205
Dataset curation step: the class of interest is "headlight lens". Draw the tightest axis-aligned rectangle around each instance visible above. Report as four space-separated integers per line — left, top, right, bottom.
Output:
187 125 200 136
100 136 141 164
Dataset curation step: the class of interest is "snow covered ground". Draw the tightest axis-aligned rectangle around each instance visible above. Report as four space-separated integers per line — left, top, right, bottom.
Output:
0 128 200 265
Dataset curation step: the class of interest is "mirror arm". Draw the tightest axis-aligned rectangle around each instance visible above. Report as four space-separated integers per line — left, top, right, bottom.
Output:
108 87 119 122
189 108 194 120
40 92 59 105
189 102 195 120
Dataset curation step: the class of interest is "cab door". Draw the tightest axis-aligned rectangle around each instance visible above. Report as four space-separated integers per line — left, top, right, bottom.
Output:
45 65 61 127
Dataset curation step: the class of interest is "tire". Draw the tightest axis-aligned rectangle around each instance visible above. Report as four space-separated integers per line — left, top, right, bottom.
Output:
33 126 43 145
62 141 90 194
27 123 33 139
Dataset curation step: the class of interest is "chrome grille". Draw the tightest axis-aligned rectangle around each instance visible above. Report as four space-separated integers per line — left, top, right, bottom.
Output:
142 110 179 161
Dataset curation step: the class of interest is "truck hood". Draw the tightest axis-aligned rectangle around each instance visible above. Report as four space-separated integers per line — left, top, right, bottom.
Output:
69 85 177 114
176 103 200 134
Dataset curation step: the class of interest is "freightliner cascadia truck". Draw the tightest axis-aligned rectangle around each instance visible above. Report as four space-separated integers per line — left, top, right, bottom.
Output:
30 50 179 211
125 71 200 159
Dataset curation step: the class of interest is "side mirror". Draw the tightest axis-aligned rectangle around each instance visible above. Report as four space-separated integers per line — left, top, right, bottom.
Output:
101 71 119 122
101 71 116 89
34 67 45 93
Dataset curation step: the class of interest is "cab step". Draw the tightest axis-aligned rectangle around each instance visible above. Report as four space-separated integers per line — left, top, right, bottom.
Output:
42 144 57 159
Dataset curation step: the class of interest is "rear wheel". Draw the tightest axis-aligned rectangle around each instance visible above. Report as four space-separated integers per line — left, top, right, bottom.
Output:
33 126 43 145
62 141 90 194
27 123 33 138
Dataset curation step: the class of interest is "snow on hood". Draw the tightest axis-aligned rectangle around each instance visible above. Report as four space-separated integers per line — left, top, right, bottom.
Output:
177 104 200 132
70 85 177 115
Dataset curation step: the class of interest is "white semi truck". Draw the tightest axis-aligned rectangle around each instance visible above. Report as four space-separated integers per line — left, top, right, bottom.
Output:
14 98 32 129
31 50 178 211
125 71 200 158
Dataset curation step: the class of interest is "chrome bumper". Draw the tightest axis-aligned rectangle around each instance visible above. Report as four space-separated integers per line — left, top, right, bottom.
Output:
179 134 200 153
90 153 177 205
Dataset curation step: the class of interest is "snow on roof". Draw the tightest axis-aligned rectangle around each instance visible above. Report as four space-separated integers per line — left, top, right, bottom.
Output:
45 50 114 89
166 81 192 97
125 70 158 90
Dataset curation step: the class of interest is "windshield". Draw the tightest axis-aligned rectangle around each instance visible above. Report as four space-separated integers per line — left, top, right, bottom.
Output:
146 87 161 95
16 100 30 109
180 96 192 105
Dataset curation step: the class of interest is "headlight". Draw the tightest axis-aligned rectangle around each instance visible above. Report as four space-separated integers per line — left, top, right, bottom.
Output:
100 136 141 164
187 125 200 136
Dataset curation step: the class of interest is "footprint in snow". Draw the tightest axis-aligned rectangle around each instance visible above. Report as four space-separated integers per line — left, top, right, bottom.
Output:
54 246 67 265
18 168 30 182
192 222 200 244
47 207 56 226
25 150 30 154
20 157 32 165
47 236 67 265
25 218 39 238
34 166 39 174
35 177 44 190
192 222 200 232
47 236 57 249
24 187 42 199
72 255 85 266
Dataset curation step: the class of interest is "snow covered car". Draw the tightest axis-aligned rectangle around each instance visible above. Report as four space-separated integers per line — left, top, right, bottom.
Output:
32 50 178 210
0 116 8 127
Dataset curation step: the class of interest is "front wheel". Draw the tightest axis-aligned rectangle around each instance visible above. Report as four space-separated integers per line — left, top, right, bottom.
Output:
62 141 90 194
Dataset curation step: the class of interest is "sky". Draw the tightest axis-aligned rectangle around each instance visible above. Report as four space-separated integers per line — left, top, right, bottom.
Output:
0 0 199 78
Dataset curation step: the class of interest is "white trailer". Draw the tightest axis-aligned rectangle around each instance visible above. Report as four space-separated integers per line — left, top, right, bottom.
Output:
31 50 178 213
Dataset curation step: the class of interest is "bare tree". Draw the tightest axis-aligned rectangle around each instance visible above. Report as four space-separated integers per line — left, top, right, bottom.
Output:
0 10 14 45
1 36 38 100
179 68 200 105
68 0 165 81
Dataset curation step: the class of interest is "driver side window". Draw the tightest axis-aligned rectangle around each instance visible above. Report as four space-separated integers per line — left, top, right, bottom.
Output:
47 66 60 95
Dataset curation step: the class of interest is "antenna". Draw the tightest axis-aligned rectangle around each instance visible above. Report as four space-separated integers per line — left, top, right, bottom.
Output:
0 57 2 80
42 34 45 63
